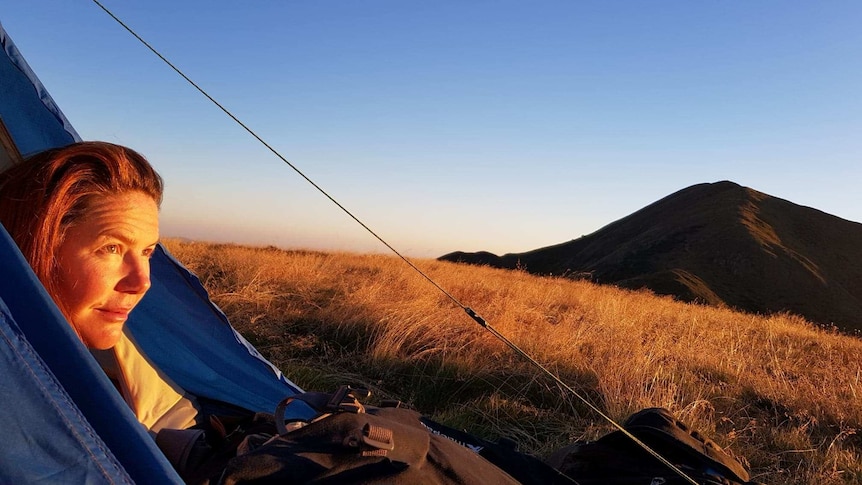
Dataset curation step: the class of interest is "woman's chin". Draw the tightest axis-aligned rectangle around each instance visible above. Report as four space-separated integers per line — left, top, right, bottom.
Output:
78 322 126 350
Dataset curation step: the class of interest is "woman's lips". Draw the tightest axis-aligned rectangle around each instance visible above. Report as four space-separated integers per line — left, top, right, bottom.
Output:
95 307 131 321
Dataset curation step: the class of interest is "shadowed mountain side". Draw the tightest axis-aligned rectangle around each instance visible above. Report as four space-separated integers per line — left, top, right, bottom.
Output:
440 181 862 332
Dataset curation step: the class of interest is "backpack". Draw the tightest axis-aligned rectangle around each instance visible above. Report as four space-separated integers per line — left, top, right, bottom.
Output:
547 407 764 485
166 386 569 484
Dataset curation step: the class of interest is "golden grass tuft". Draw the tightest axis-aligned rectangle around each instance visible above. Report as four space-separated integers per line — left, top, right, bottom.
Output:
164 238 862 484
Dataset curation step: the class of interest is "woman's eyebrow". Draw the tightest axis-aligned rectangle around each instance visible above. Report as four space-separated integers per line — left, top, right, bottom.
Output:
96 229 159 247
96 230 135 244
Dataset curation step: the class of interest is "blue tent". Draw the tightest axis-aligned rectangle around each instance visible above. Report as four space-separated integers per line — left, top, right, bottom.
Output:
0 20 311 483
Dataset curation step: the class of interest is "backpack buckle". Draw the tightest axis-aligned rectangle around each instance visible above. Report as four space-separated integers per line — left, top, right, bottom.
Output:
326 385 371 414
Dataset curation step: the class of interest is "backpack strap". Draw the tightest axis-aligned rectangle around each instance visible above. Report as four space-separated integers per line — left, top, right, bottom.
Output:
273 385 372 434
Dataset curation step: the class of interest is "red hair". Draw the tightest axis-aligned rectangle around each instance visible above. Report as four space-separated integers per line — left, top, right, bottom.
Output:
0 141 163 302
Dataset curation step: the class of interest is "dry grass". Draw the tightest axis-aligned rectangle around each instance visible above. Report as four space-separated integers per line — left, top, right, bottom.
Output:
164 239 862 484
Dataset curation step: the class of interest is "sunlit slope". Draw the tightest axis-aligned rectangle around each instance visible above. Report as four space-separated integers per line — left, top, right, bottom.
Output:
165 239 862 484
441 181 862 332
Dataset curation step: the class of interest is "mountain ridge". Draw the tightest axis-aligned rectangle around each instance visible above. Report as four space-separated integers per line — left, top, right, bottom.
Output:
439 181 862 332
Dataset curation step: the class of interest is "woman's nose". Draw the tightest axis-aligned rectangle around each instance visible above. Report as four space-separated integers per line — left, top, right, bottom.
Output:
117 255 151 294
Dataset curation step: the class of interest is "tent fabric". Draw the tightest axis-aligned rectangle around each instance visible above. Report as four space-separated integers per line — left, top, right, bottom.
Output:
0 296 131 485
127 245 313 417
0 21 80 162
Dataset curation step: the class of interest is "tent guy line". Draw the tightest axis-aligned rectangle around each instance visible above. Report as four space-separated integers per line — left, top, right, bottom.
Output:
89 1 698 483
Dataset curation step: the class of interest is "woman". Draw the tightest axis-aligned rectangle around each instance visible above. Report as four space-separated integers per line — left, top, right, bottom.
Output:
0 141 160 348
0 141 198 432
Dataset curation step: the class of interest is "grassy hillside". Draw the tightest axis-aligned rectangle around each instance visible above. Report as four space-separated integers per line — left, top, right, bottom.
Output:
164 239 862 484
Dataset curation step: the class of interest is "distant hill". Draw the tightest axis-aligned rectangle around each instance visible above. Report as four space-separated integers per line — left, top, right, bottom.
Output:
440 181 862 332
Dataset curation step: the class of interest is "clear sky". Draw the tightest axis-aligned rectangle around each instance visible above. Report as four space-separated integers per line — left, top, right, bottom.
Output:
4 2 861 257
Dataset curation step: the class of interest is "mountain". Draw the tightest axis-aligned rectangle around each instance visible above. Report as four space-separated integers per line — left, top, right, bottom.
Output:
440 181 862 332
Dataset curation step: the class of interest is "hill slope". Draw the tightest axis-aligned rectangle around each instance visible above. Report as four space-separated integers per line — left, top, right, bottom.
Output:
440 181 862 332
164 239 862 484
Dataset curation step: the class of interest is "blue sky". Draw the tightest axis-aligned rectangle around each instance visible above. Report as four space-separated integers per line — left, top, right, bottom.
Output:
4 2 861 257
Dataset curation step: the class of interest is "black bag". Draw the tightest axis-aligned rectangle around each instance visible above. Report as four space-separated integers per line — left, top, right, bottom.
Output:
178 387 567 485
547 407 763 485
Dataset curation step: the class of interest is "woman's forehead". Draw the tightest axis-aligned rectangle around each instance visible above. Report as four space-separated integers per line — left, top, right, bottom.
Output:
70 192 159 243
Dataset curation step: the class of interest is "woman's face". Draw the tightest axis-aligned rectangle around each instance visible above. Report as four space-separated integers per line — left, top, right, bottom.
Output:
55 191 159 349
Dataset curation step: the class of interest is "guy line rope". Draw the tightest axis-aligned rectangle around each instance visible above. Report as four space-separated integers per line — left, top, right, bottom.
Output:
90 2 700 484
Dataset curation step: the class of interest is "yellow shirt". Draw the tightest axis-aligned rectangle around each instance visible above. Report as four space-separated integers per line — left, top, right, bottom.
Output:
92 330 199 433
